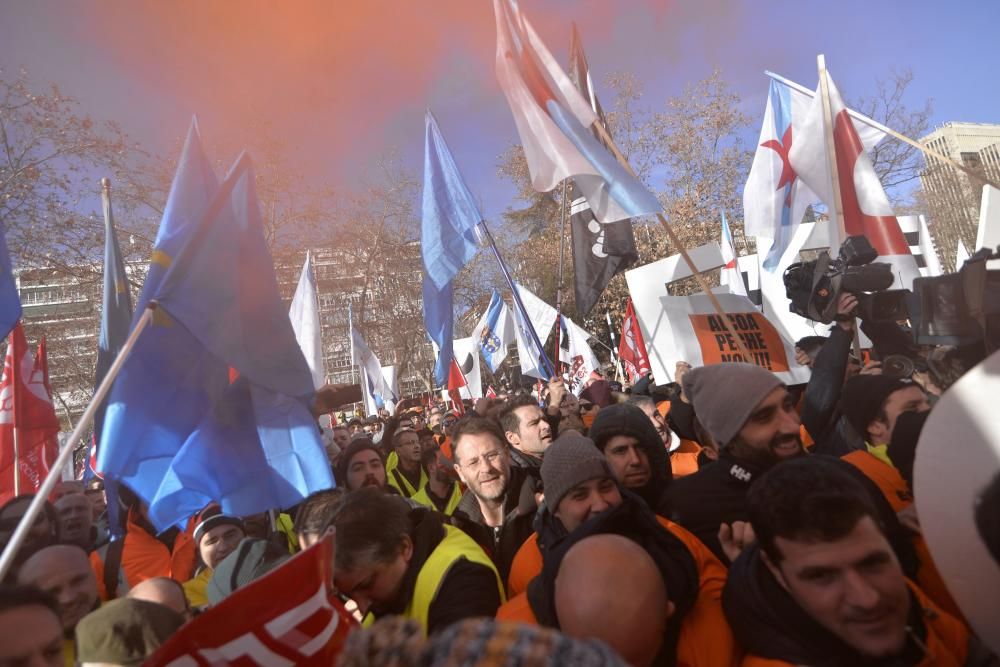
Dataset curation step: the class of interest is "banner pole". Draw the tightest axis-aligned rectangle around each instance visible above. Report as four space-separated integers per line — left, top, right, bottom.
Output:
555 180 568 373
11 426 19 496
478 220 556 379
0 304 155 581
589 122 755 364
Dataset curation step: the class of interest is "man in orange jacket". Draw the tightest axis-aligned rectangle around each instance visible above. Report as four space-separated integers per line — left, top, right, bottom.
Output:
88 498 196 600
497 433 736 667
722 457 989 666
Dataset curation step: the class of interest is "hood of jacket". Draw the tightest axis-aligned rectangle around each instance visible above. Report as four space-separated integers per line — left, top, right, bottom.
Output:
589 403 672 510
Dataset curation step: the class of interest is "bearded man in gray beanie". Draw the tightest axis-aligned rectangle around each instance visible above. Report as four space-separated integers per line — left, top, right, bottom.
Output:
664 363 920 574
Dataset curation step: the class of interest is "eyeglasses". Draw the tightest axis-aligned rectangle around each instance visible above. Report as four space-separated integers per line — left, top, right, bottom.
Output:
458 449 505 471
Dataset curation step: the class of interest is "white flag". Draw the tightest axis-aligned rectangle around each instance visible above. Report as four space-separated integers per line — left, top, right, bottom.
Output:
453 337 483 400
288 251 325 389
512 283 557 380
351 326 395 403
956 239 970 270
720 212 748 297
559 316 599 395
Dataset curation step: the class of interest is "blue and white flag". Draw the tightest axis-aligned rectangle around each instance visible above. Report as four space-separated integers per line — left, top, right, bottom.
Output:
0 222 21 341
472 289 514 373
512 283 556 380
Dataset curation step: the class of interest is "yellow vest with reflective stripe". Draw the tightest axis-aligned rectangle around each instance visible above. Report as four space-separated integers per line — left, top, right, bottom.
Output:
411 483 463 516
360 525 504 634
385 452 427 498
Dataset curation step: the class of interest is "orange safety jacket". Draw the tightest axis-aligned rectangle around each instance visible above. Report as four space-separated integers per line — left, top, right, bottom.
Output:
499 514 737 667
738 581 969 667
89 508 197 600
842 449 963 622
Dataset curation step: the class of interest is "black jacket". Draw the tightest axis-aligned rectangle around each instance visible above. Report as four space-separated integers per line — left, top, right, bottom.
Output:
370 508 502 634
800 326 865 458
664 452 918 572
452 465 538 586
526 492 699 667
723 544 933 666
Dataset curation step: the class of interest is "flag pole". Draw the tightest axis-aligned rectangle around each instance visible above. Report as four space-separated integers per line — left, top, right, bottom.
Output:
0 304 155 581
765 69 1000 191
11 421 19 496
817 54 863 360
604 311 623 382
478 220 556 379
554 180 568 374
589 123 756 365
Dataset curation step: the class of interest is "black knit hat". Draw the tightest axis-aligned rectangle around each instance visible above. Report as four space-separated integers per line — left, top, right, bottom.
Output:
588 403 671 505
541 433 614 511
839 375 918 438
193 506 244 545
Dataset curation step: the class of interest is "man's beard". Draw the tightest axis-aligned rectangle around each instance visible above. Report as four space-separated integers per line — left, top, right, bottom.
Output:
728 432 804 469
362 476 382 488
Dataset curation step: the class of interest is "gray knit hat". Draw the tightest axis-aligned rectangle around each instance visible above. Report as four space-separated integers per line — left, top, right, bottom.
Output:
541 433 614 511
682 363 784 447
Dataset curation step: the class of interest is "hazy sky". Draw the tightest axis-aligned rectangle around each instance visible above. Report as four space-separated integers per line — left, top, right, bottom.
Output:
2 0 998 227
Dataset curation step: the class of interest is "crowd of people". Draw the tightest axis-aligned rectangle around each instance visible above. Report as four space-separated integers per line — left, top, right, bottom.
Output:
1 304 997 666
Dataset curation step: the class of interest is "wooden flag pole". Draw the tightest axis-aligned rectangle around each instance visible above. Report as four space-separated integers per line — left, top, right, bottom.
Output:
589 122 756 365
0 304 155 581
765 70 1000 191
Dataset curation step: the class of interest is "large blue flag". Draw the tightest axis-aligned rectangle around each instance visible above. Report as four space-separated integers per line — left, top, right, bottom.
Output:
0 221 21 341
99 127 331 529
421 111 482 385
93 180 135 443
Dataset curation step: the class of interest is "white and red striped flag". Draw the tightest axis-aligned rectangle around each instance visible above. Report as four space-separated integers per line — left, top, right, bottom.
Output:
788 69 920 289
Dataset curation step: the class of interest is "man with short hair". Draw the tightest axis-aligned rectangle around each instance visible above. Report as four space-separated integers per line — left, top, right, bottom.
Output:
332 488 503 636
293 488 346 549
335 440 388 492
589 403 673 511
0 584 65 667
386 427 426 498
54 493 96 552
450 417 538 583
498 395 553 469
331 425 351 451
18 544 100 663
628 394 670 446
412 446 462 516
723 457 978 666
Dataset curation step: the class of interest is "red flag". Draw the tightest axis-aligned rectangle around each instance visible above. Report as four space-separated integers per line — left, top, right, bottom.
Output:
147 535 356 666
0 323 60 502
618 299 651 384
447 359 467 414
486 385 497 399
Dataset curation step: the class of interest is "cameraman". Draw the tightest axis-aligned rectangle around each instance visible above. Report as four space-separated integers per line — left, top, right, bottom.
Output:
800 293 881 457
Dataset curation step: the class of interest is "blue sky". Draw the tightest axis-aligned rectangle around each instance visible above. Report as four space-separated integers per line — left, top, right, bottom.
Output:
1 0 998 230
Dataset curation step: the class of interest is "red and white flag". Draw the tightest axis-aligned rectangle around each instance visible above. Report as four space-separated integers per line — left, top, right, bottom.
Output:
485 385 497 399
0 323 60 502
447 359 467 414
788 70 920 289
618 299 651 384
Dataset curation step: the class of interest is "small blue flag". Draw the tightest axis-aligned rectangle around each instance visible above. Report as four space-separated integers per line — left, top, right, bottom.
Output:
421 111 482 385
93 181 135 443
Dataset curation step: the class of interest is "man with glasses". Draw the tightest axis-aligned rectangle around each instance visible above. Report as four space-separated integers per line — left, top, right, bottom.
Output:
450 417 538 584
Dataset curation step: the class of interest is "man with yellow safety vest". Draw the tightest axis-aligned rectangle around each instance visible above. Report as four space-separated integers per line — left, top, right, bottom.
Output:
331 488 504 636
